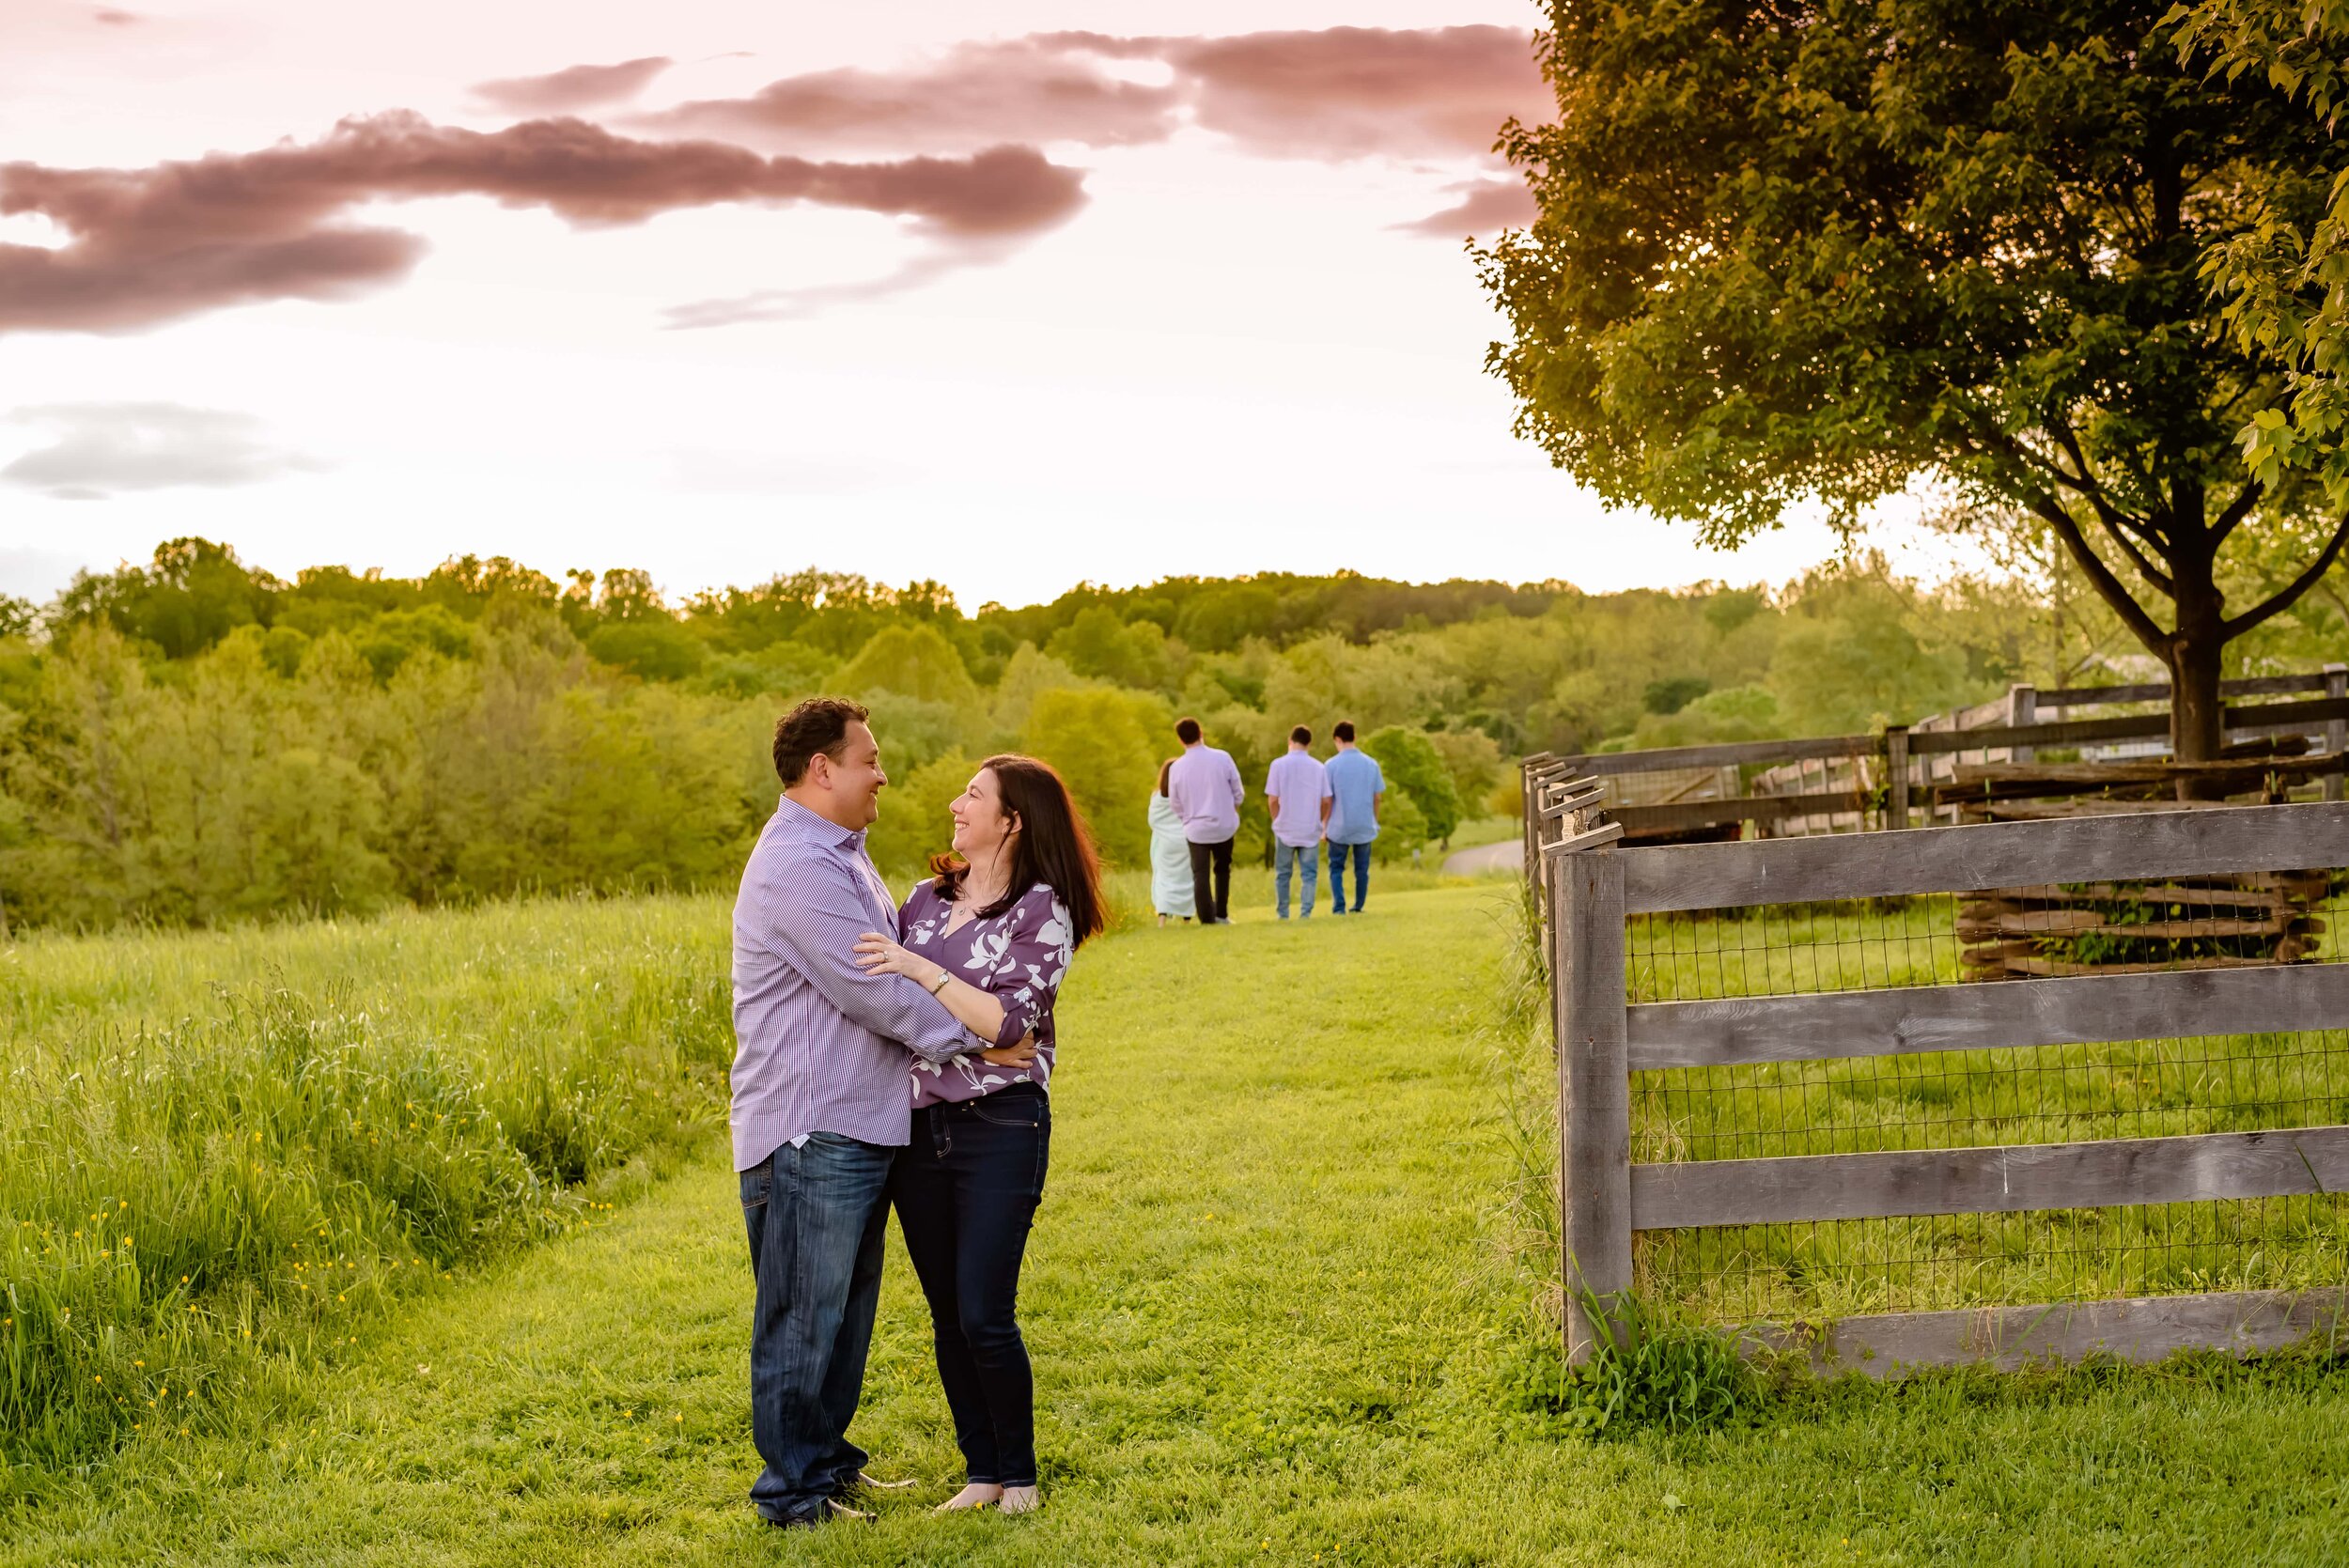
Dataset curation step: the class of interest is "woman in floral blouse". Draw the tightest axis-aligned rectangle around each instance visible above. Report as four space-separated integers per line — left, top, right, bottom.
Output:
851 753 1103 1516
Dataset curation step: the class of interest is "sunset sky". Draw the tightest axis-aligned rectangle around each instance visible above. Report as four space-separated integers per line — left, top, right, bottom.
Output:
0 0 1928 610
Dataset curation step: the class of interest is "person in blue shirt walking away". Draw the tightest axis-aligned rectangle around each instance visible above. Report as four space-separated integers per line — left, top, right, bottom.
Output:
1323 721 1384 915
1263 724 1331 919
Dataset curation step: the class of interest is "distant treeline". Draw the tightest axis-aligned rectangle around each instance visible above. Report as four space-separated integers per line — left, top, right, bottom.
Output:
2 536 2341 930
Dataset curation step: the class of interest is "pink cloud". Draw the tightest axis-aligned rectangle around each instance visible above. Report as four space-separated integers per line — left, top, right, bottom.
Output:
0 113 1086 334
471 56 675 115
1393 176 1538 238
635 26 1548 163
1152 26 1549 162
639 39 1181 154
663 242 1012 329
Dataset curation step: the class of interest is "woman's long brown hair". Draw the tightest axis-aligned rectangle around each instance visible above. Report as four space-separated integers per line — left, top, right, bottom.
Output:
927 753 1107 945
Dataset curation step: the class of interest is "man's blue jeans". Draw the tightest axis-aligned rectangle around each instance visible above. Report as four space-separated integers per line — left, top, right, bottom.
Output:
741 1131 895 1525
1273 840 1319 918
1328 839 1373 913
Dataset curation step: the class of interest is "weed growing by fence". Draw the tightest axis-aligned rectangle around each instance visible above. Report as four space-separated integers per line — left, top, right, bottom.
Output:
1500 1291 1757 1437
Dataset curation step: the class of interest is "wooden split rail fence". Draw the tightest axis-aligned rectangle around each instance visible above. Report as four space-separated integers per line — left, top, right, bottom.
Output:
1535 798 2349 1375
1541 668 2349 842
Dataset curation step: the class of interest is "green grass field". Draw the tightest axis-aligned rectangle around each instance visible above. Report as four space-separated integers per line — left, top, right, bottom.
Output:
5 879 2349 1564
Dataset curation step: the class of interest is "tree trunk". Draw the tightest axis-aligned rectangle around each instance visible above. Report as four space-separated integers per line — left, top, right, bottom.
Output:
2168 565 2228 798
2169 635 2226 759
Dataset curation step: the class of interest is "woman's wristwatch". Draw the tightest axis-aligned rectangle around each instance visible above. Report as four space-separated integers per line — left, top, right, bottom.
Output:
926 968 953 996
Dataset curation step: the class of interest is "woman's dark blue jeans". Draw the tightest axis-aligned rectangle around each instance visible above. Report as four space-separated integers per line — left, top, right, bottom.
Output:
889 1083 1050 1488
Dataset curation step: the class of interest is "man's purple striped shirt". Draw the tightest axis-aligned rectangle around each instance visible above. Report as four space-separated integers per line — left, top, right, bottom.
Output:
730 796 979 1172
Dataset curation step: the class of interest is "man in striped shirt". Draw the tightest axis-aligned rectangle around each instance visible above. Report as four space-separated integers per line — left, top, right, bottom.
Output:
730 697 1024 1529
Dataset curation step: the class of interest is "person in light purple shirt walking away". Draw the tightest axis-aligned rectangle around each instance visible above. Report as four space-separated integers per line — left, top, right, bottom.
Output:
1264 724 1331 919
1165 716 1244 925
731 698 1036 1530
1324 720 1385 914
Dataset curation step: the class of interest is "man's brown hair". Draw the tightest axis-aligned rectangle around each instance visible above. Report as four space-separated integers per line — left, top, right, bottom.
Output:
773 696 871 786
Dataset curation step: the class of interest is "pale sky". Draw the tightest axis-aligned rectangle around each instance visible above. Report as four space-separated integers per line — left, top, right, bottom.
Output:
0 0 1922 611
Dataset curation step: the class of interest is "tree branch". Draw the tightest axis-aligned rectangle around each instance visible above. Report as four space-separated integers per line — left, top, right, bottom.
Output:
2021 493 2173 651
2220 509 2349 639
1975 414 2177 594
2207 475 2264 551
2047 421 2170 557
2092 511 2176 597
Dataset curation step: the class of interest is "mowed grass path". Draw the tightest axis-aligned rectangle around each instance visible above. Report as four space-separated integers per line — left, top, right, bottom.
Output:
8 885 2349 1565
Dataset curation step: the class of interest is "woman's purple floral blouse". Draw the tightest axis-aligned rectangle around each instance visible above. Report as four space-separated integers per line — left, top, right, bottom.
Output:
897 878 1074 1110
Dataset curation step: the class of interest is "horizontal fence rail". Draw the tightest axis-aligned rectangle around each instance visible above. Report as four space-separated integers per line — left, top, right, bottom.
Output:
1632 1125 2349 1229
1544 790 2349 1374
1742 1288 2349 1374
1620 800 2349 915
1626 963 2349 1070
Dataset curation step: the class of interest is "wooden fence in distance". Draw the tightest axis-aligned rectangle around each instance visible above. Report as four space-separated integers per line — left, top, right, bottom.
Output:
1545 800 2349 1374
1547 668 2349 842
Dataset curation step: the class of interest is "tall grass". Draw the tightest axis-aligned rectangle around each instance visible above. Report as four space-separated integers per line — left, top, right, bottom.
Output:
0 860 1512 1478
0 894 733 1475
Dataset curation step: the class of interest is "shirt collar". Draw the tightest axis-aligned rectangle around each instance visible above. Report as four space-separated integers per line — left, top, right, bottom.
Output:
775 793 866 851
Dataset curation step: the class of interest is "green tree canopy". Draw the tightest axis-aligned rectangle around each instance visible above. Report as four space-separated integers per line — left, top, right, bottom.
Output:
1361 725 1464 845
866 748 975 877
1019 687 1169 868
833 623 982 710
1483 0 2349 761
53 537 283 659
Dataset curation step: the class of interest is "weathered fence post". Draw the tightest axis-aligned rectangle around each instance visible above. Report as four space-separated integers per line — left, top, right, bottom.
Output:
1553 845 1631 1364
1519 752 1556 886
1884 725 1911 830
2009 684 2038 765
2327 665 2347 804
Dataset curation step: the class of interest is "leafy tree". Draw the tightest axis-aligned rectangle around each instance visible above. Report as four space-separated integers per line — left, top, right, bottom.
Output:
52 537 282 659
1604 685 1783 752
1048 607 1175 690
360 606 479 682
2168 2 2349 510
0 597 35 640
1765 571 1974 737
1019 687 1169 868
835 623 982 710
1483 0 2349 762
859 691 965 775
1426 727 1507 817
1642 675 1710 717
1362 725 1464 845
694 641 832 700
585 618 708 683
988 644 1092 741
1370 788 1428 864
1175 582 1282 652
866 748 976 877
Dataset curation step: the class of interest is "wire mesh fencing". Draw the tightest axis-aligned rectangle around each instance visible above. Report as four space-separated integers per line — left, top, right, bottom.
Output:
1624 874 2349 1327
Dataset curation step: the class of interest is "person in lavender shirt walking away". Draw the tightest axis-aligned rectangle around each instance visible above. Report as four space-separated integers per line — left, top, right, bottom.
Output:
1264 725 1331 919
1165 716 1244 925
1324 720 1385 915
731 699 1037 1531
852 755 1105 1517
